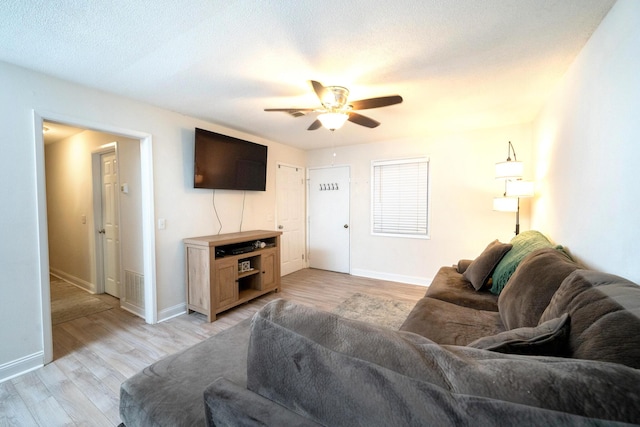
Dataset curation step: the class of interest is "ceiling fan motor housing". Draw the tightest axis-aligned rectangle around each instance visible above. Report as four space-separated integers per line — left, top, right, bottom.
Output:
322 86 350 110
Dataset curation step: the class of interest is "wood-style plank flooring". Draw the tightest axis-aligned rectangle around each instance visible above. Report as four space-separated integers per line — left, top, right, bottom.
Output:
0 268 427 426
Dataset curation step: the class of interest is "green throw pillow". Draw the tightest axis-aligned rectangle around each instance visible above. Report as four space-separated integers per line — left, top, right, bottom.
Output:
489 230 555 295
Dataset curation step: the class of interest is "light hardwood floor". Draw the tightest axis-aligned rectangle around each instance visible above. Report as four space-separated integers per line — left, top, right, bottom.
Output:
0 268 427 426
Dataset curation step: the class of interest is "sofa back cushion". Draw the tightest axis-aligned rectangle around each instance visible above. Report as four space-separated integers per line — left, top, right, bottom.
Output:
539 270 640 369
490 231 556 295
498 248 580 330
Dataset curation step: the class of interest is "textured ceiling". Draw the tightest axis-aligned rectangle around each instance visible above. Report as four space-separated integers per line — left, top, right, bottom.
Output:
0 0 615 150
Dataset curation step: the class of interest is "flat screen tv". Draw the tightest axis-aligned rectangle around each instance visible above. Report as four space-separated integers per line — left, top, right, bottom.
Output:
193 128 268 191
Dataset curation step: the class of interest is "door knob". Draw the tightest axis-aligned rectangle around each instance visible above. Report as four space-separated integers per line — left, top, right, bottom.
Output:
343 224 349 229
278 225 284 230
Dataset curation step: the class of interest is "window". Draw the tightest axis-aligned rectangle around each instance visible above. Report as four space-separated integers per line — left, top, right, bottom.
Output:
371 157 430 238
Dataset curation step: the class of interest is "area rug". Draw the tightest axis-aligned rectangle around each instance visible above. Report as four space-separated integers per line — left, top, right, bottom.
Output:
332 293 413 330
50 278 113 325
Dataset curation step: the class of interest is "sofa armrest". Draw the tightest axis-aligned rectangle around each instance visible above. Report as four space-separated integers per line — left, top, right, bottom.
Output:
204 377 322 427
248 299 640 426
456 259 474 273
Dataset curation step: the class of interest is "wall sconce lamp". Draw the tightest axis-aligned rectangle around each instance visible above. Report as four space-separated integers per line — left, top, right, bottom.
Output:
493 141 534 235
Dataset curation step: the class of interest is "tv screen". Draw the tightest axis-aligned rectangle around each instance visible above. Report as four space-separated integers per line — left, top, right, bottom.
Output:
194 128 267 191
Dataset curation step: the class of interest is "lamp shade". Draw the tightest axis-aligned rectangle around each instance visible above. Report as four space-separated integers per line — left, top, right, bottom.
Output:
493 197 518 212
495 160 523 179
317 112 349 130
506 180 534 197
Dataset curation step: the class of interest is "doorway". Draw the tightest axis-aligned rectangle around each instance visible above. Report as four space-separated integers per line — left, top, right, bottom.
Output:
276 163 305 276
95 147 121 298
308 166 350 273
35 112 157 364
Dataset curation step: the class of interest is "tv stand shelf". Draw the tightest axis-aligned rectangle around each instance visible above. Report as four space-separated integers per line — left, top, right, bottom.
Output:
184 230 282 322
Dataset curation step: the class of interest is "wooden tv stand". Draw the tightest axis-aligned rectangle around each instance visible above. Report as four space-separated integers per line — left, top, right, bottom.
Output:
183 230 282 322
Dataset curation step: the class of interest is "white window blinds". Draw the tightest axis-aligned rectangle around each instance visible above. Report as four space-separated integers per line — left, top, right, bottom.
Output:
372 157 430 238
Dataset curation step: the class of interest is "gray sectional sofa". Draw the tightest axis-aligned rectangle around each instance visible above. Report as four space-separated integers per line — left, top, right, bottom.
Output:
119 231 640 426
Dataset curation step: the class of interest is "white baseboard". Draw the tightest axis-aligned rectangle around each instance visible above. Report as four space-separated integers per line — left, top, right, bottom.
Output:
122 301 184 324
351 268 432 287
120 301 145 319
158 303 187 323
0 351 43 384
50 268 96 293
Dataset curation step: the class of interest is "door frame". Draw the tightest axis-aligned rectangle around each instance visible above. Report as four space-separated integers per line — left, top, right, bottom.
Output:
91 143 122 296
33 110 157 364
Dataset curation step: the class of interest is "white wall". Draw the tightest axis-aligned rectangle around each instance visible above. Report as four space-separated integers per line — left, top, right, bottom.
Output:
118 135 144 280
45 130 141 292
531 0 640 284
0 61 306 381
307 123 533 284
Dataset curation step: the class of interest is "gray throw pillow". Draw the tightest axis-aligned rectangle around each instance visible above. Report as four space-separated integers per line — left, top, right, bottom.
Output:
467 313 570 356
463 240 512 291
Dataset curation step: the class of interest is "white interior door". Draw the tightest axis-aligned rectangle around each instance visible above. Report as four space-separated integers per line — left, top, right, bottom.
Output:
101 151 120 297
276 164 305 276
308 166 350 273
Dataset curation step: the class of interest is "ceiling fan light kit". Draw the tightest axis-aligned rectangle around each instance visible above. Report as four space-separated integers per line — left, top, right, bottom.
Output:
317 112 349 130
265 80 403 131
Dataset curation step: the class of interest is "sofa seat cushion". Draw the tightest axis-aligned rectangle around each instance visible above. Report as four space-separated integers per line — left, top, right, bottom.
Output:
490 231 556 295
248 299 640 426
426 266 499 312
467 313 570 357
119 319 251 427
498 248 580 329
399 297 504 345
540 270 640 369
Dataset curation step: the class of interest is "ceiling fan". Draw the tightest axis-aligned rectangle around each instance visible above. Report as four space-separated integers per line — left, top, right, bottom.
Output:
264 80 403 131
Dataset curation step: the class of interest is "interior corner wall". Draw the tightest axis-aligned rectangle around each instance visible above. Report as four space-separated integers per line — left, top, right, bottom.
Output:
306 123 533 285
0 60 306 381
45 130 141 293
531 0 640 283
